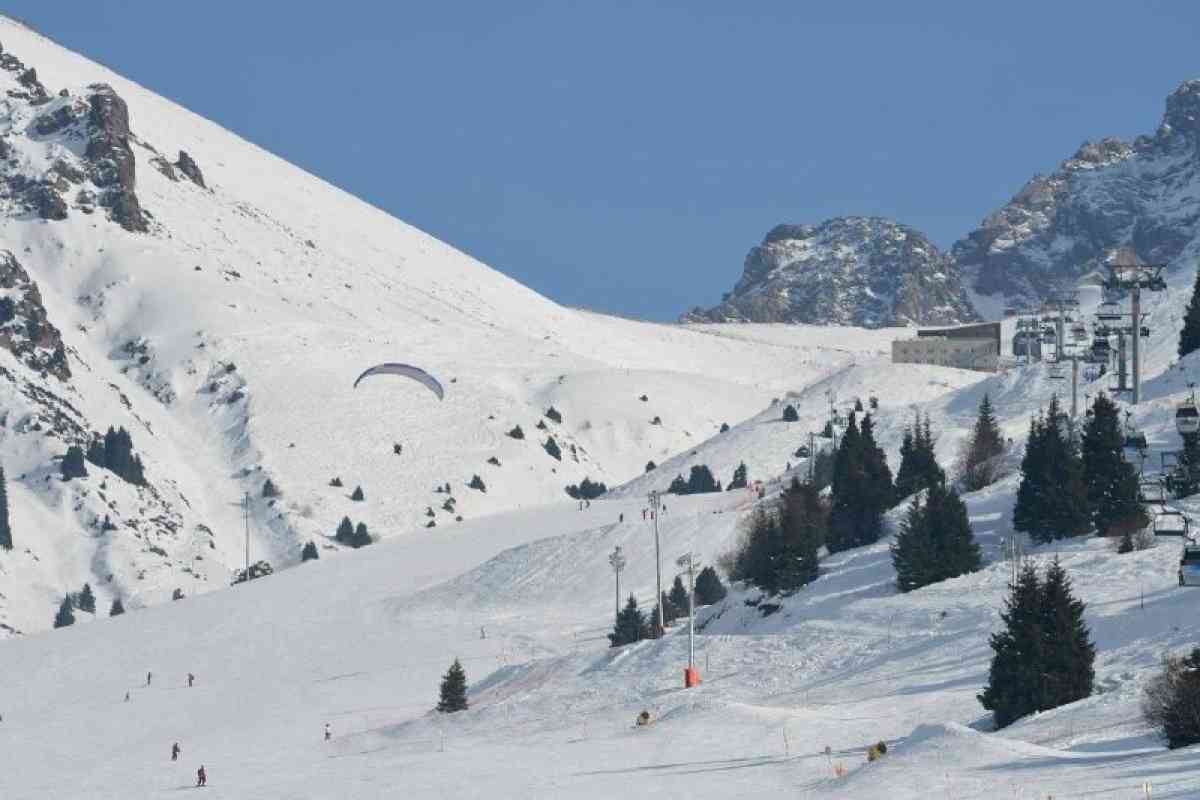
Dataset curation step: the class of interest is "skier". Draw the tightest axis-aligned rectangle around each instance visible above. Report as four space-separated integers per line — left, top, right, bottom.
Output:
324 723 332 742
146 671 152 687
480 626 486 640
196 765 207 787
585 499 590 508
642 508 647 520
171 742 181 761
187 672 195 688
124 691 130 702
619 513 624 523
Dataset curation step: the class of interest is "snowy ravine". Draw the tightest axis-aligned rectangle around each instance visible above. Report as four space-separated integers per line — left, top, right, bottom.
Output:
0 17 893 636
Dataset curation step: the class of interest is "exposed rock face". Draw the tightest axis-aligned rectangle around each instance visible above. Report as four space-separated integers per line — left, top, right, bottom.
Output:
85 84 148 232
0 250 70 380
683 217 979 328
175 150 205 188
955 79 1200 305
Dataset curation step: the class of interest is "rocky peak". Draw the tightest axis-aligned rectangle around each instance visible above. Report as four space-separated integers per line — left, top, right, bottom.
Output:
1159 79 1200 143
85 83 148 232
683 216 979 328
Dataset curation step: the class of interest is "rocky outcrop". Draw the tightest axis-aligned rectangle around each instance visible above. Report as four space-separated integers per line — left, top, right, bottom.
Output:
955 79 1200 305
0 250 70 380
84 84 148 232
684 217 979 328
175 150 205 188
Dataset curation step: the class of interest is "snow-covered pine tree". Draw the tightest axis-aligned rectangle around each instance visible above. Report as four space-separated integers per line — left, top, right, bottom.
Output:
608 594 647 647
335 516 355 545
1081 393 1147 538
978 562 1043 728
543 436 562 461
1038 558 1095 712
352 522 372 548
686 464 720 494
1179 265 1200 359
1014 397 1089 543
261 478 280 498
777 478 825 591
782 404 799 422
301 540 320 561
77 583 96 613
0 465 10 550
436 658 469 713
53 595 75 628
61 446 88 481
644 460 656 472
694 566 726 605
961 393 1005 491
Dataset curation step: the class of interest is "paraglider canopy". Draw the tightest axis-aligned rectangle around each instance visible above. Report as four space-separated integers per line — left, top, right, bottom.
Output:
353 363 445 400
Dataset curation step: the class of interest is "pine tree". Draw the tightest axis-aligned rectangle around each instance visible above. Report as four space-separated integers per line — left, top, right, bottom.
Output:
335 516 355 545
609 594 647 646
301 540 320 561
109 597 125 616
1179 265 1200 359
77 583 96 613
732 506 782 592
669 575 690 617
777 479 825 591
1082 393 1147 537
829 414 893 552
1014 398 1090 544
61 446 88 481
352 522 372 548
1038 558 1095 712
0 465 10 551
893 483 981 592
727 462 748 490
644 460 656 473
894 426 919 500
436 658 469 713
261 478 279 498
694 566 726 605
507 425 525 440
350 485 364 501
978 562 1044 728
53 595 75 628
782 404 799 422
543 436 562 461
667 474 688 494
961 393 1005 491
686 465 721 494
1143 646 1200 749
892 494 935 592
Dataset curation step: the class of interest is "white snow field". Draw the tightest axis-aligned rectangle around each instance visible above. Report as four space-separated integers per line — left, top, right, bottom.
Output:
1 13 1200 800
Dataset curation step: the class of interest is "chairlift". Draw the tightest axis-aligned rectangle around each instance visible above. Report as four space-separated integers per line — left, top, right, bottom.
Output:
1096 302 1122 322
795 445 811 459
1139 478 1166 507
1123 412 1148 451
1154 509 1190 537
1071 322 1087 342
1047 365 1066 380
1041 327 1057 344
1177 386 1200 439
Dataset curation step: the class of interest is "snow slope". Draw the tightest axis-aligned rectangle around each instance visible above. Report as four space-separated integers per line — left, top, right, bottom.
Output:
0 17 894 635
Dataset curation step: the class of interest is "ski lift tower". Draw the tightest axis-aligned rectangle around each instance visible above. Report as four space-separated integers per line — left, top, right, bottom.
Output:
1103 263 1166 405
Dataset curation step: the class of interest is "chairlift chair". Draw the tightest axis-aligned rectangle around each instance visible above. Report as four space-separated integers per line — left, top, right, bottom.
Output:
1071 322 1087 341
1139 478 1166 507
1179 545 1200 586
1154 510 1190 537
1096 302 1122 322
1177 403 1200 438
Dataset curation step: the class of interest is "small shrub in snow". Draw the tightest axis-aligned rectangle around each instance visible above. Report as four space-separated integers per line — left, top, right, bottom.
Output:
61 446 88 480
469 474 487 492
1143 646 1200 749
565 477 607 500
543 436 562 461
487 456 501 466
507 425 525 440
650 416 662 426
329 476 343 487
645 460 656 472
261 478 280 498
301 541 319 562
545 406 562 423
231 560 274 584
350 485 364 501
782 405 799 422
426 520 437 528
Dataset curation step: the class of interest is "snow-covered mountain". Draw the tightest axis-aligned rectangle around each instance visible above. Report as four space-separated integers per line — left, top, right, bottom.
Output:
683 217 980 328
957 79 1200 308
0 18 906 636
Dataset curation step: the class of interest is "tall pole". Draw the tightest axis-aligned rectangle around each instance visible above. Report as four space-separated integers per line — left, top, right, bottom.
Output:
1132 284 1141 405
608 545 626 623
677 552 700 687
243 492 250 582
1071 356 1079 419
648 490 663 634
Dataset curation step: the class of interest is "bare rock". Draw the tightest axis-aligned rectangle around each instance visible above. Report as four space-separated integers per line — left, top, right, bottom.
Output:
174 150 205 188
0 250 70 379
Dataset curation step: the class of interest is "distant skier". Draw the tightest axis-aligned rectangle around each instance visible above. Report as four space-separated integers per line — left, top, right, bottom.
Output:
585 499 590 508
480 626 486 640
642 508 647 520
146 671 152 687
124 691 130 702
196 765 207 787
171 742 181 761
324 723 332 742
187 672 195 688
619 513 624 523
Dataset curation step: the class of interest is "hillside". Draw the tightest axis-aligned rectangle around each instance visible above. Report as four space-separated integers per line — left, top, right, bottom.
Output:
0 17 896 636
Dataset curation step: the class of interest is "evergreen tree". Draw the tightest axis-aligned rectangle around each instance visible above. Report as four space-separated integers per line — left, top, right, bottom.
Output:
468 474 487 492
694 566 727 605
1038 558 1096 712
77 583 96 614
0 465 9 551
731 506 782 592
1081 393 1147 537
1179 265 1200 359
352 522 372 548
727 462 749 490
777 479 825 591
719 422 730 433
978 562 1044 728
1013 397 1090 544
893 427 918 500
810 447 834 491
829 414 893 552
109 597 125 616
301 540 320 561
896 414 945 500
261 478 280 498
609 594 647 646
350 485 365 501
61 446 88 481
644 460 656 473
53 595 75 628
782 404 799 422
654 591 678 627
507 425 525 440
686 464 721 494
667 474 688 494
891 482 981 592
334 516 355 545
543 436 562 461
545 406 562 423
1143 646 1200 749
669 575 690 617
961 393 1005 491
436 658 469 713
854 398 865 412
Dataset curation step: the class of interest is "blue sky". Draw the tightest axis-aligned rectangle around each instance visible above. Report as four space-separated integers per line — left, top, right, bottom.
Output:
7 2 1199 319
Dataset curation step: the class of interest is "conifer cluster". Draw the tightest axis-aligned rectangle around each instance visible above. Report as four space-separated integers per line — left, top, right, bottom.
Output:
730 478 826 594
959 394 1006 491
828 413 893 552
1013 397 1089 543
894 413 944 500
86 427 147 485
891 482 980 592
